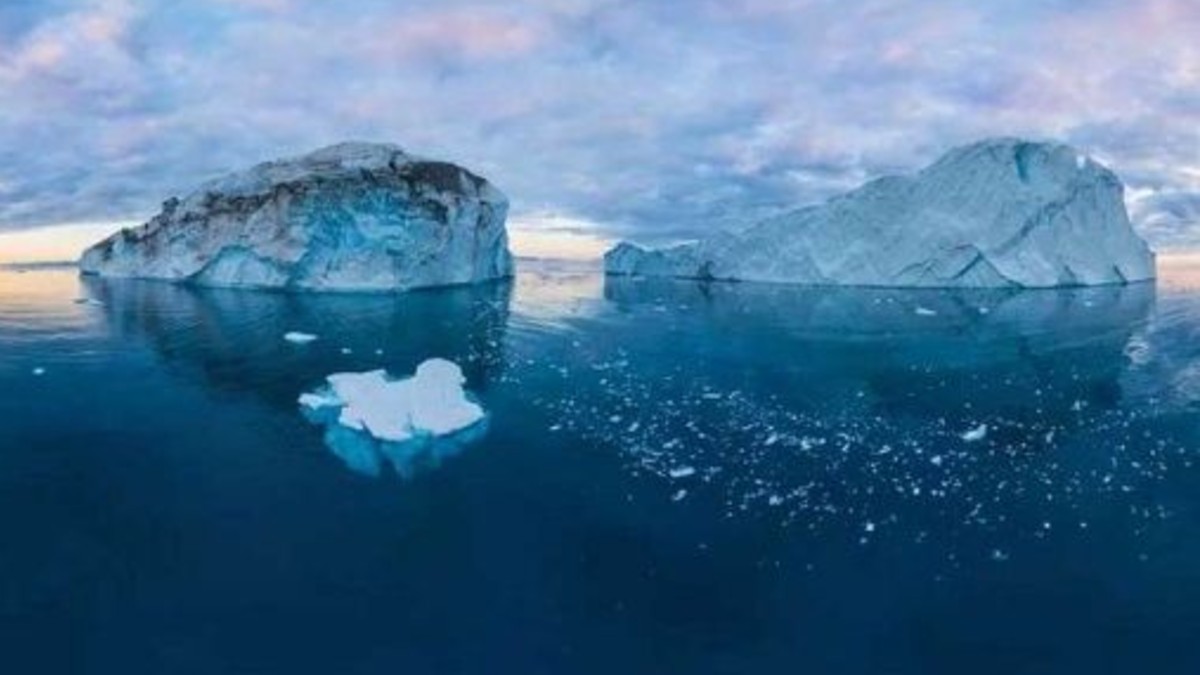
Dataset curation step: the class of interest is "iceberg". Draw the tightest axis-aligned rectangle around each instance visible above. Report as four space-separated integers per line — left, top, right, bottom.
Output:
604 138 1155 288
300 358 485 443
79 142 513 292
299 358 488 478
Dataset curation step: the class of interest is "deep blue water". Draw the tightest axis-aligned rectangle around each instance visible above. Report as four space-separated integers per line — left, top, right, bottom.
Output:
2 262 1199 674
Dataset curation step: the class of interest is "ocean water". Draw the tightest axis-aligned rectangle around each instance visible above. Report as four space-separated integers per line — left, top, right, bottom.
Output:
2 261 1199 674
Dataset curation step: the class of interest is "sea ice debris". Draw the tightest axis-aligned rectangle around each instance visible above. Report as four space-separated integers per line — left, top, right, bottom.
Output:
961 423 988 442
669 466 697 479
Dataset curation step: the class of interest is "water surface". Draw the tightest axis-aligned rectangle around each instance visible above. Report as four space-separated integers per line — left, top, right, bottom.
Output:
1 262 1198 674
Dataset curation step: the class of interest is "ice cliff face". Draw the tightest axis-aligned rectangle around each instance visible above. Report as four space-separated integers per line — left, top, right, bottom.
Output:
80 142 513 291
605 139 1155 288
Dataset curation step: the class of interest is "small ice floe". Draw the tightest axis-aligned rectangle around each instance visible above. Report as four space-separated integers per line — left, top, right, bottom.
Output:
284 332 318 344
299 358 485 443
340 347 353 355
671 489 688 502
31 367 46 376
914 306 938 316
960 423 988 442
668 466 696 479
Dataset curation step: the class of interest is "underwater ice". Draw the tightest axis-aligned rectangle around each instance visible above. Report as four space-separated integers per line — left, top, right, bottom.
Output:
300 358 485 442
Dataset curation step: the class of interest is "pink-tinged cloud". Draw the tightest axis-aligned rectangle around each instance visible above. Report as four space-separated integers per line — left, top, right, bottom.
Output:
369 9 553 63
0 0 1197 248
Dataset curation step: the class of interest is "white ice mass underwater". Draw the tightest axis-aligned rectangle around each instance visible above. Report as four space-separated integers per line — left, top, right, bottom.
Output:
299 358 489 478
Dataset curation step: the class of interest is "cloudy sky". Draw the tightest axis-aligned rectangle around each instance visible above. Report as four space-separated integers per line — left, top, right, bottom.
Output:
0 0 1198 260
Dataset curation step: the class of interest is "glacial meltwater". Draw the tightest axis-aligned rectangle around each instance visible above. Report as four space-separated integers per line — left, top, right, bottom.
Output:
2 260 1199 674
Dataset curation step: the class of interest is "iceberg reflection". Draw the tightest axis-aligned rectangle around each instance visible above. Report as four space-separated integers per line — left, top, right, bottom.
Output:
82 276 512 477
602 276 1156 420
82 276 512 407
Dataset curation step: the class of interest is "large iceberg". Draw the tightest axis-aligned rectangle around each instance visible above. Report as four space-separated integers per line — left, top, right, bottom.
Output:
604 138 1155 288
79 142 513 291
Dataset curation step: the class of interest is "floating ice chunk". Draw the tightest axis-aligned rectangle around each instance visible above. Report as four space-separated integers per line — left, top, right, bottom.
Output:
671 489 688 502
960 423 988 442
915 307 937 316
32 367 46 376
299 391 340 409
669 466 696 479
301 358 485 443
284 332 318 344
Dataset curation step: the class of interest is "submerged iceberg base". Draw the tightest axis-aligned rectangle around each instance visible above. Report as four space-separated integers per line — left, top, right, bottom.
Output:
300 358 487 477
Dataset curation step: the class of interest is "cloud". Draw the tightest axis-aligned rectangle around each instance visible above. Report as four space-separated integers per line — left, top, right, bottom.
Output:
0 0 1197 250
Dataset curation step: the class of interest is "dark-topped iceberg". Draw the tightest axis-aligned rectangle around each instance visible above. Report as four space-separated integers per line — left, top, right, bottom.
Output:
605 138 1155 288
80 142 513 291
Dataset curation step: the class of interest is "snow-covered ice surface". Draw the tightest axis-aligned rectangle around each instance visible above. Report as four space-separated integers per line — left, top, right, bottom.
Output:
302 359 484 441
300 359 487 476
605 138 1155 288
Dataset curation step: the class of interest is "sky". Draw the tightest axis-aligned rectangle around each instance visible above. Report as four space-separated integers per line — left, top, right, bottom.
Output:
0 0 1198 262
